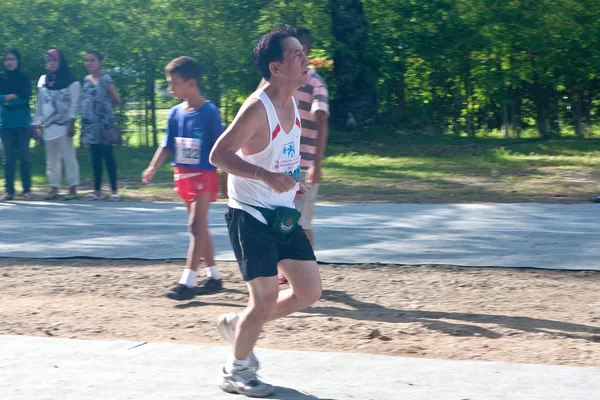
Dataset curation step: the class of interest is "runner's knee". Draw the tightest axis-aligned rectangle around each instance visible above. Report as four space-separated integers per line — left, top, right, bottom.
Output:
249 292 278 321
300 280 322 306
188 217 207 237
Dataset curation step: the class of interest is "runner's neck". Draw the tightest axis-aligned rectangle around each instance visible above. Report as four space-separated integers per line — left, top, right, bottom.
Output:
262 83 296 108
184 94 206 112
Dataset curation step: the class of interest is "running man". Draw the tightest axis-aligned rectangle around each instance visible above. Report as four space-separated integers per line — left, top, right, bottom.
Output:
209 26 322 397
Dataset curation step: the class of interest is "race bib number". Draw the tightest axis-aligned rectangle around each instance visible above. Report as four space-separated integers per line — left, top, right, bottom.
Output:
174 137 200 165
285 165 301 182
273 142 301 193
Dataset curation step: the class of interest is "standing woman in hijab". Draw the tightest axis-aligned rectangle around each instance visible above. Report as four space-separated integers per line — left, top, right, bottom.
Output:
0 49 32 201
33 49 81 200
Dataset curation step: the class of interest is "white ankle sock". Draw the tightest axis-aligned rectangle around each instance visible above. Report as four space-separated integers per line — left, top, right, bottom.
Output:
206 266 221 280
179 269 197 288
227 355 250 373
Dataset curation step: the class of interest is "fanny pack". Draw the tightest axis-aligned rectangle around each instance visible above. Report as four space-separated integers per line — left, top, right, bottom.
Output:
239 201 301 235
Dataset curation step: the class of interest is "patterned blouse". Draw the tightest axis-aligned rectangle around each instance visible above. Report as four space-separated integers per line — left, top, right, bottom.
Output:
80 73 115 145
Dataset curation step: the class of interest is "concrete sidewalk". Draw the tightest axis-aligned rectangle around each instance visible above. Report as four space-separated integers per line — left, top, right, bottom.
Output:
0 201 599 270
1 335 599 400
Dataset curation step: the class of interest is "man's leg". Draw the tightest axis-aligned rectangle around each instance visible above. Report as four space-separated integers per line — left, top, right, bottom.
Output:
228 260 321 326
219 170 228 198
218 257 320 398
277 182 319 284
233 276 279 360
295 182 319 246
219 275 277 397
269 259 322 321
222 226 322 342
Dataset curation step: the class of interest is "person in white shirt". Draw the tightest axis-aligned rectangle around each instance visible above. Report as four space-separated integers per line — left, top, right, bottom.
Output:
33 49 81 200
210 26 322 397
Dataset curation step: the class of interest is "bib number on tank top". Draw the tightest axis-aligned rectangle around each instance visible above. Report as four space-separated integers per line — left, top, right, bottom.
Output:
273 141 301 191
285 165 301 182
175 137 200 165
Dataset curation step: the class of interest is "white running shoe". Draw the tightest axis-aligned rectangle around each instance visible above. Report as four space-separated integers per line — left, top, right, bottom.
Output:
218 365 274 398
216 312 238 343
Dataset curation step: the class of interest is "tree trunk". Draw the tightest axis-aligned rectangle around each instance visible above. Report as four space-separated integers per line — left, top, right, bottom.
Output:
397 60 405 124
572 88 584 137
224 96 229 125
510 88 521 138
548 87 560 136
533 78 549 138
583 82 594 134
329 0 377 126
144 79 149 146
464 65 475 137
502 102 509 138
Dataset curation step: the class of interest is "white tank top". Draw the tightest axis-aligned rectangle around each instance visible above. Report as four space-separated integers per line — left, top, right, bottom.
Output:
228 89 302 224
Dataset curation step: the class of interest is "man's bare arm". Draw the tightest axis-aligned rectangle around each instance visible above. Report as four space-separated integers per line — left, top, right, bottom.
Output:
210 98 265 178
210 98 296 193
313 110 329 173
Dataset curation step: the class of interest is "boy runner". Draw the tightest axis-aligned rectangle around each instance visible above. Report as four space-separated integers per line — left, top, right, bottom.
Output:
142 56 224 301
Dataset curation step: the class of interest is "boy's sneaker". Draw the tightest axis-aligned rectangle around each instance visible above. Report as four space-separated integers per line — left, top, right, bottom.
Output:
218 366 274 397
193 278 223 295
217 313 260 371
164 284 195 301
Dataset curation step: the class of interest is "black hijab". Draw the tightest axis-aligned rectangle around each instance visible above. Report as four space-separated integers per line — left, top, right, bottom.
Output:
44 49 77 91
0 49 31 101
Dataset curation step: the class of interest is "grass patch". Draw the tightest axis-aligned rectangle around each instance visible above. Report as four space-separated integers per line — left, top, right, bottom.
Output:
1 125 599 203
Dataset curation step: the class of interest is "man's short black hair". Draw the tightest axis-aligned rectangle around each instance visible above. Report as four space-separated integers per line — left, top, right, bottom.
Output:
253 25 297 81
165 56 202 84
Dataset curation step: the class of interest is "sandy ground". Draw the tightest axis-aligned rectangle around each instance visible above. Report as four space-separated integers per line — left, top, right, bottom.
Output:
1 258 599 367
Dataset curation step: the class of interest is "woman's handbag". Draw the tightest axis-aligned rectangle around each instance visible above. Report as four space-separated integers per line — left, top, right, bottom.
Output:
100 126 122 146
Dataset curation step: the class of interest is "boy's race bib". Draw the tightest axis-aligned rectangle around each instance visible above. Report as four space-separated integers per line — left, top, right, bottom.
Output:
175 137 200 165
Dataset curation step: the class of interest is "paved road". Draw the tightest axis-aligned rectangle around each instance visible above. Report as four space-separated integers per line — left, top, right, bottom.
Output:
0 201 598 270
1 336 599 400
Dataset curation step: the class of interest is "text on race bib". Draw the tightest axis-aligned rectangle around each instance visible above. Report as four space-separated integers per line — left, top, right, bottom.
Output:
175 137 201 165
272 141 301 192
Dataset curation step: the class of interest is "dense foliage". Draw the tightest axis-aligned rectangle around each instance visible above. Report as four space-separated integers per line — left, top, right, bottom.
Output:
1 0 598 143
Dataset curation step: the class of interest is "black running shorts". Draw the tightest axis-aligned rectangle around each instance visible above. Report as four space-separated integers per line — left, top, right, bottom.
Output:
225 207 316 281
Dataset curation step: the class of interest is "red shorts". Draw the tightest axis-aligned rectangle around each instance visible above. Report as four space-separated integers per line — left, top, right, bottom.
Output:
173 166 219 203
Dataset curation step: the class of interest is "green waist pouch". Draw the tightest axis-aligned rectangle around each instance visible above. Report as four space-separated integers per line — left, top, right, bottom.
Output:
241 202 301 235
